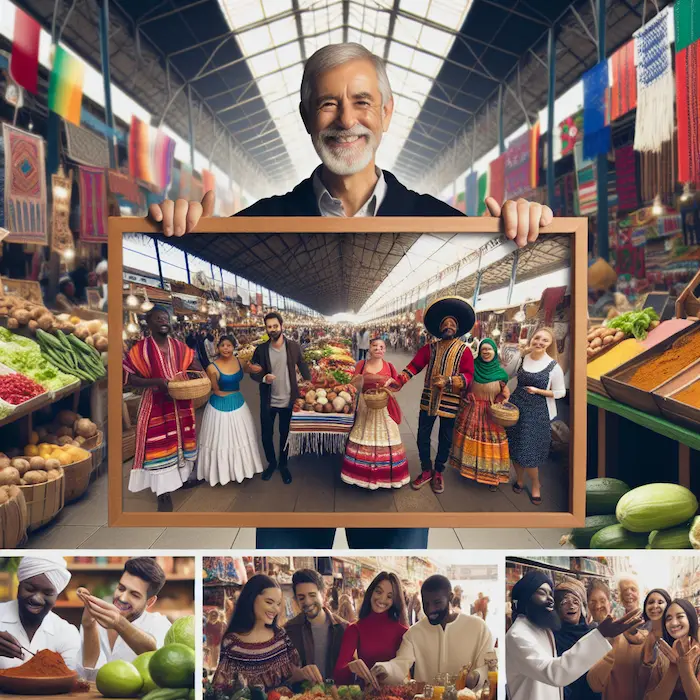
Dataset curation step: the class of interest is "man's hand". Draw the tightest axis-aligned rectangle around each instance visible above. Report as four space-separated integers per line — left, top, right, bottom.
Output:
264 374 276 384
149 191 215 237
247 363 263 375
298 664 324 684
0 631 23 659
483 196 553 248
432 376 447 389
597 609 644 639
82 595 123 631
347 659 380 690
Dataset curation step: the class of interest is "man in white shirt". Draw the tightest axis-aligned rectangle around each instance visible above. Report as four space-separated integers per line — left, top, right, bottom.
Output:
506 571 644 700
0 555 80 670
78 557 172 681
372 575 494 691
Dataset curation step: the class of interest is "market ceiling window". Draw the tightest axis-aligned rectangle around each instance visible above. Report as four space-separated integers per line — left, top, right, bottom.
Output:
217 0 473 184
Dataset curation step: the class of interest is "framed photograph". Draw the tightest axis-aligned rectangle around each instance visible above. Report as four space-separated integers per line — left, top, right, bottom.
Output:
108 216 587 529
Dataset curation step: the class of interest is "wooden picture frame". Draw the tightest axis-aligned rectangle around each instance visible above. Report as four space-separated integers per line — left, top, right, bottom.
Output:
108 216 588 529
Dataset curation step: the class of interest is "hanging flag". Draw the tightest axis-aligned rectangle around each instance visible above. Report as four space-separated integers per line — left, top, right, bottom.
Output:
574 141 598 216
9 9 40 95
129 116 152 183
530 121 540 188
614 144 640 211
202 169 216 195
455 191 466 213
488 154 506 205
477 172 488 215
675 0 700 52
48 46 84 126
676 40 700 185
559 111 583 158
465 171 478 216
504 130 532 200
610 41 637 120
152 129 175 191
582 61 611 159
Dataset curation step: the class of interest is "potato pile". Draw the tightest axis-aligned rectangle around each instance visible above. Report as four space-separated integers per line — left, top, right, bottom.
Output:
0 294 71 333
0 483 23 507
0 452 64 487
295 386 356 414
587 325 627 359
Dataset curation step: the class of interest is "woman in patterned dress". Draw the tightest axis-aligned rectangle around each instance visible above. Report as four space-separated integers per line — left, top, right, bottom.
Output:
448 338 511 492
505 327 566 506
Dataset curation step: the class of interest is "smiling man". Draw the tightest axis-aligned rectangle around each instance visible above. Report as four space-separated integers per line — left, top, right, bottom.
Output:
78 557 172 681
0 555 80 670
372 575 493 690
285 569 347 683
506 571 644 700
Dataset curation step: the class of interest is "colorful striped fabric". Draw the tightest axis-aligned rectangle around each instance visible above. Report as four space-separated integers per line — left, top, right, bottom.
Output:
107 170 144 208
676 40 700 186
610 41 637 120
489 153 506 204
675 0 700 52
152 129 176 192
289 411 354 433
128 116 152 183
10 9 40 94
78 166 108 243
504 130 532 200
48 46 84 126
574 141 598 216
615 145 639 211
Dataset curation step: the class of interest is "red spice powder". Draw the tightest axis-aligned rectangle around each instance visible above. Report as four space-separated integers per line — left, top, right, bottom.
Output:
0 649 73 678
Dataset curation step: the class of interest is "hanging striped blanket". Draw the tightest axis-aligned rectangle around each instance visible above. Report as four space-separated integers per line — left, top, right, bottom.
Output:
610 41 637 121
676 40 700 186
574 141 598 216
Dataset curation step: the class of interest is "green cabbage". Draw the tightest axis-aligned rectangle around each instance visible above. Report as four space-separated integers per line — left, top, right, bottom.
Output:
606 307 659 340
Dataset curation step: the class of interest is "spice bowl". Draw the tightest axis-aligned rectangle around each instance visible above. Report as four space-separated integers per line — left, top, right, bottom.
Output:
0 671 78 695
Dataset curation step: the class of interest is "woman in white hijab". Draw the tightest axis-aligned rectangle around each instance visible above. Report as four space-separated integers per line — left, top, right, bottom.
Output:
0 555 81 669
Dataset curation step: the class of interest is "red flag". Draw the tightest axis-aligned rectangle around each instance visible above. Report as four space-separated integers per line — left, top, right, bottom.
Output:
10 9 40 94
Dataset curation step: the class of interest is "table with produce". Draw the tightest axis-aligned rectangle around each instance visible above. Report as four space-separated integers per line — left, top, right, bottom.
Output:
287 341 358 457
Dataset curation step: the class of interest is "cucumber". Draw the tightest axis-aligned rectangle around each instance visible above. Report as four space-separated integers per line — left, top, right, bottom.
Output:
616 483 699 533
563 515 619 548
590 524 649 549
648 525 693 549
586 478 631 516
142 689 190 700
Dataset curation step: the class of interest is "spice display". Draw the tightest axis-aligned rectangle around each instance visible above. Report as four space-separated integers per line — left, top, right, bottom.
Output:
587 339 644 380
0 373 44 404
607 307 660 340
628 330 700 391
674 380 700 408
0 649 73 677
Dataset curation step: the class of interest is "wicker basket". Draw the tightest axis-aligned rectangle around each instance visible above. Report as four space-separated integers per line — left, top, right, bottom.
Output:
364 388 389 410
0 490 28 548
489 401 520 428
19 471 65 531
168 372 211 401
82 430 105 468
63 454 94 503
192 392 211 410
123 428 136 462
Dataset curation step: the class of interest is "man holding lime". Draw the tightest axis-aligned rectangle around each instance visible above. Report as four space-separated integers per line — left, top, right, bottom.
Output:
78 557 172 681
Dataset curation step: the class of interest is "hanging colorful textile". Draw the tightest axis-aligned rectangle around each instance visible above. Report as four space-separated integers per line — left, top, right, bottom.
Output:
574 140 597 216
607 159 618 212
108 170 145 210
51 166 73 255
675 0 700 52
129 116 152 183
168 163 181 202
152 129 175 192
582 61 611 159
640 131 677 202
488 154 505 205
48 46 84 126
610 41 637 121
78 165 107 243
477 172 487 215
504 130 531 200
465 171 478 216
10 9 40 94
2 123 47 245
455 191 466 213
202 169 216 195
559 111 583 158
530 122 540 187
614 145 639 211
633 6 675 152
64 122 110 168
676 40 700 186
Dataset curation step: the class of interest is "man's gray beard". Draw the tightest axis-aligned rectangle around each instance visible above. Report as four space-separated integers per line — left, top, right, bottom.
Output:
313 129 378 176
526 604 562 631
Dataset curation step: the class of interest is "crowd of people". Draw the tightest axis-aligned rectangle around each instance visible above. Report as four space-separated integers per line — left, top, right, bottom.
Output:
506 570 700 700
0 556 176 679
208 568 495 694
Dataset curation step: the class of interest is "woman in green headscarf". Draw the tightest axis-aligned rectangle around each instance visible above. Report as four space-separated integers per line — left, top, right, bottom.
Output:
448 338 512 491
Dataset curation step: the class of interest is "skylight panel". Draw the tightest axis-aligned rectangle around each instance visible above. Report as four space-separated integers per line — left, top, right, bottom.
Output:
218 0 265 28
269 16 299 44
262 0 291 16
237 25 275 56
417 25 453 57
248 51 279 78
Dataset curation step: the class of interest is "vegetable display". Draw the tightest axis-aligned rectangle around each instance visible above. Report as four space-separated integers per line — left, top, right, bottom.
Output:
585 478 631 516
0 450 65 486
607 307 660 340
0 373 44 404
616 482 698 532
36 329 106 382
586 325 627 358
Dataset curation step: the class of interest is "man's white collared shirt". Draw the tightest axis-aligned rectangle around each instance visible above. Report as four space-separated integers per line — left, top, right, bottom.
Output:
312 166 387 217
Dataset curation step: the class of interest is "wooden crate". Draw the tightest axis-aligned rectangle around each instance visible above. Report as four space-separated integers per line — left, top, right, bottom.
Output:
0 490 28 548
19 472 65 531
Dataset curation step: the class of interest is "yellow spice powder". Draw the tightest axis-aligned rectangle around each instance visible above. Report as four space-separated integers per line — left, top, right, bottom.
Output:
587 339 644 380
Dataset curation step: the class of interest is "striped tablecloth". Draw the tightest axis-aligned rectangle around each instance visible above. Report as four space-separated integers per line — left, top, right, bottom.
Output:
286 411 354 456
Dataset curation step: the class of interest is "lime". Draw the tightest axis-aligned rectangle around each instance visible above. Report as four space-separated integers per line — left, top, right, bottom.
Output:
149 644 195 688
96 660 144 698
164 615 195 650
132 651 158 694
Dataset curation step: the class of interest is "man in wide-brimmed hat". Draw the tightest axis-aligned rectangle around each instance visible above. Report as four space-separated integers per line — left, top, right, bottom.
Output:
386 296 475 494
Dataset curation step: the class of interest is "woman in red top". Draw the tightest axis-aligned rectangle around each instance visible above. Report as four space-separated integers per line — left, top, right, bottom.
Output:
334 572 408 688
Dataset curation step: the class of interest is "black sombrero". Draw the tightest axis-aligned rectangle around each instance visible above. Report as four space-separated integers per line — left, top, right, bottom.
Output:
424 296 476 338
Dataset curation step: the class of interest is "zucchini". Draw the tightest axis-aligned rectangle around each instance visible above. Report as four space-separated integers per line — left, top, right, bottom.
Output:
562 514 619 548
648 525 692 549
586 478 631 516
590 524 648 549
616 483 699 533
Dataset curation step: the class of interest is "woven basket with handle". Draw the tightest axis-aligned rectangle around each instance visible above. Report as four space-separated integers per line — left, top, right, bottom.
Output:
168 371 212 401
489 401 520 428
363 388 389 410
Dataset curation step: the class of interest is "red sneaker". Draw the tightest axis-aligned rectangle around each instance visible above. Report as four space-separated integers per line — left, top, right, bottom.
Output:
431 471 444 494
411 470 433 490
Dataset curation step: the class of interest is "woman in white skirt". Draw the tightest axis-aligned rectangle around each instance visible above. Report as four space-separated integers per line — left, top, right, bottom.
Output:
197 336 264 485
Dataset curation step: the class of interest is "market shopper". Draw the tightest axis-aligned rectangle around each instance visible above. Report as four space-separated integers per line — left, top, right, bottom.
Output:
448 338 511 492
285 569 348 681
247 312 312 485
618 577 642 615
588 581 613 626
334 572 408 687
357 328 370 361
341 337 409 490
197 335 264 486
150 42 552 550
78 557 172 681
644 599 700 700
213 574 322 692
505 327 566 506
386 297 475 495
123 305 199 512
0 555 80 670
506 571 644 700
55 276 80 312
370 574 493 689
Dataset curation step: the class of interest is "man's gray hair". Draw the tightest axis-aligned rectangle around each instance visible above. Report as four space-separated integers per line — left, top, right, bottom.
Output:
300 43 393 115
